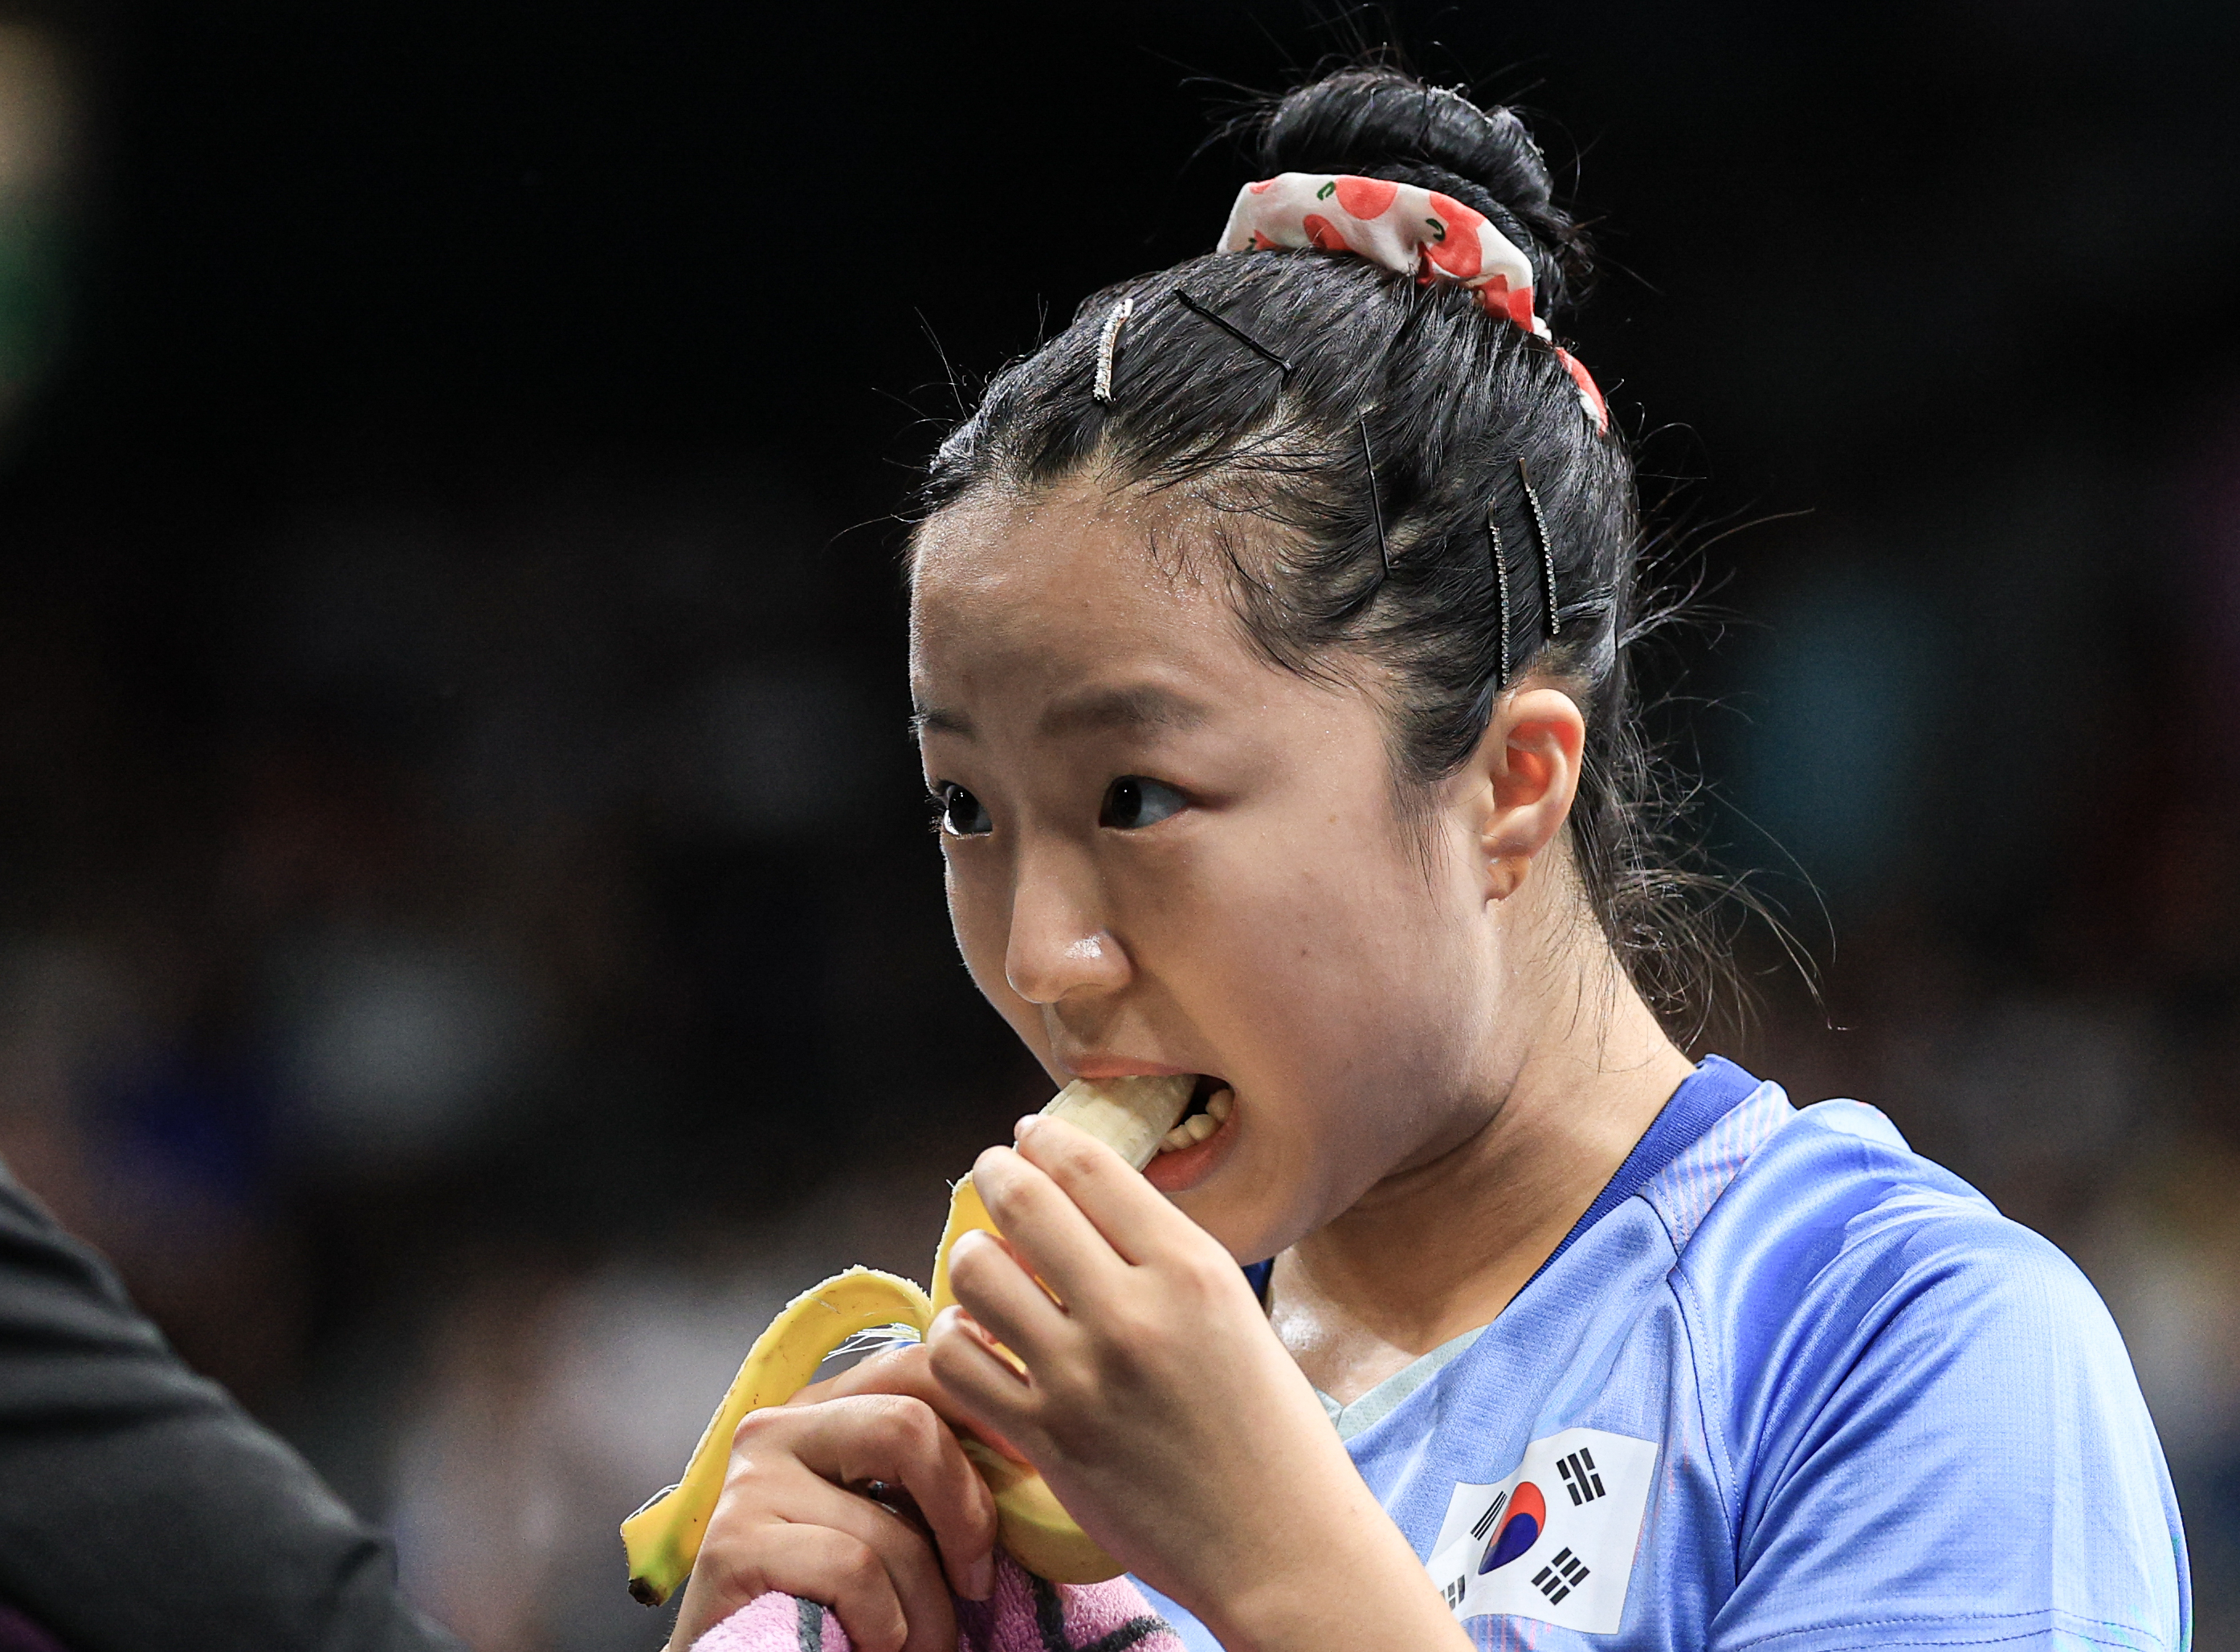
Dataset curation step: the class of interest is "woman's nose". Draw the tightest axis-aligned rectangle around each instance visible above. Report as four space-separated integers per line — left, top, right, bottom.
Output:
1003 848 1130 1004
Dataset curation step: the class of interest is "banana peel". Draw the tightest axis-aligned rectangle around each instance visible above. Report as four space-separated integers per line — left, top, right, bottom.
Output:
621 1074 1195 1607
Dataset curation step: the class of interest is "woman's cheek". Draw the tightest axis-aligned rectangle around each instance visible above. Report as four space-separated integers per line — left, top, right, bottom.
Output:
1173 1106 1322 1261
945 853 1024 1015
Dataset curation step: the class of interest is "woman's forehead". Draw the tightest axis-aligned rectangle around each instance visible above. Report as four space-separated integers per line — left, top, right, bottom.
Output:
904 487 1369 753
909 483 1235 671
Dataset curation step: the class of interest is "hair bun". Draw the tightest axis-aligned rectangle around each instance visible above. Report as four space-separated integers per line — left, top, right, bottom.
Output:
1251 67 1591 320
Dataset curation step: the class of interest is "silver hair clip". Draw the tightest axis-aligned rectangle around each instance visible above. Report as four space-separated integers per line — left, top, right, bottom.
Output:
1517 458 1558 638
1361 414 1390 576
1173 288 1292 377
1487 506 1512 687
1093 296 1133 405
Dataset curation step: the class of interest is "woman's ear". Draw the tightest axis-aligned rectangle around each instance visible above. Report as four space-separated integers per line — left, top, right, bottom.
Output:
1472 687 1587 900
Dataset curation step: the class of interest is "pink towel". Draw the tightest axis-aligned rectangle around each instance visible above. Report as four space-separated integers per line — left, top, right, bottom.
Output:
690 1556 1183 1652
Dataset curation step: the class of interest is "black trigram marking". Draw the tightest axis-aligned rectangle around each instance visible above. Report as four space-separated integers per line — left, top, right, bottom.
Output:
1531 1547 1591 1605
1471 1489 1511 1543
1442 1575 1468 1609
1557 1447 1606 1505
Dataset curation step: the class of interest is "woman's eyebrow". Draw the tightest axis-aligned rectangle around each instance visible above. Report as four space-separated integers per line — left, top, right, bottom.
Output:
1038 684 1210 737
911 704 972 738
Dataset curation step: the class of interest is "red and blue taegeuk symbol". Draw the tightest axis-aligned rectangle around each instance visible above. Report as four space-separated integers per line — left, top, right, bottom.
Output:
1480 1481 1546 1572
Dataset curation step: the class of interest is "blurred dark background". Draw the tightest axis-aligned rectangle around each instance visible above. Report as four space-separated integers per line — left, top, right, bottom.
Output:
0 2 2234 1645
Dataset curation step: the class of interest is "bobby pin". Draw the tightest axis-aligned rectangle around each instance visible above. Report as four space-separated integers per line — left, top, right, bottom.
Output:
1487 505 1512 687
1361 414 1390 577
1093 296 1133 405
1173 288 1292 377
1517 457 1559 638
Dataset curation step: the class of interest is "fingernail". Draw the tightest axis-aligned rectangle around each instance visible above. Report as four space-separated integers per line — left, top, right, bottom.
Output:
1013 1114 1041 1140
968 1554 996 1600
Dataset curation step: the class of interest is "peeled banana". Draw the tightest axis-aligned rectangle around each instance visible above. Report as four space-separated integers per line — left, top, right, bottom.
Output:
621 1073 1196 1608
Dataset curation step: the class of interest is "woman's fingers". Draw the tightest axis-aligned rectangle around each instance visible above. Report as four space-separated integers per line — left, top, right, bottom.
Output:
808 1340 1027 1460
670 1516 935 1652
755 1395 1001 1602
942 1225 1079 1369
995 1116 1199 1269
965 1132 1144 1307
667 1393 1004 1652
762 1475 961 1652
926 1303 1043 1446
825 1342 1030 1462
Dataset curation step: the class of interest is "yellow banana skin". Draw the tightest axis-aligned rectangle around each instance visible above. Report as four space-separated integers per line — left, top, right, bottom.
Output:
928 1173 994 1320
622 1075 1193 1609
960 1438 1124 1585
621 1267 935 1605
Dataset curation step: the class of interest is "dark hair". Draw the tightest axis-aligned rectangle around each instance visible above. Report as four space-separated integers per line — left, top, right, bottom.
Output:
920 67 1727 1037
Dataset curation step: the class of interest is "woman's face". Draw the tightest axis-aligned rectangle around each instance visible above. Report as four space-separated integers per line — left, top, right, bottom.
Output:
910 479 1511 1262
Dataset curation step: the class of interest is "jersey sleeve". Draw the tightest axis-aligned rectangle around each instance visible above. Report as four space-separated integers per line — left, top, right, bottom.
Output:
0 1159 463 1652
1698 1137 2188 1652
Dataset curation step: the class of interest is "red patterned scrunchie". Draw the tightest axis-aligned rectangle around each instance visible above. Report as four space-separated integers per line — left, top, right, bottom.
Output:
1218 172 1609 434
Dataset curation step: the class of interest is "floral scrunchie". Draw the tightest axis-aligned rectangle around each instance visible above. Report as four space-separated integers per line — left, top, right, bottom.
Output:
1218 171 1609 433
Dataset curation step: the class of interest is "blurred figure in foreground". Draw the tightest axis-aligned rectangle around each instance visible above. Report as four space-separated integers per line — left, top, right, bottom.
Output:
0 1159 459 1652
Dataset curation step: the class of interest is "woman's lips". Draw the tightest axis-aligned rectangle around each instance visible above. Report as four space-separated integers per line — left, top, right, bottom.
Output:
1062 1057 1198 1081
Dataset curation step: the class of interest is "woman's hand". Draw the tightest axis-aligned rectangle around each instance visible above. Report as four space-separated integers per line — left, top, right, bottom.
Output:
662 1346 998 1652
925 1115 1471 1652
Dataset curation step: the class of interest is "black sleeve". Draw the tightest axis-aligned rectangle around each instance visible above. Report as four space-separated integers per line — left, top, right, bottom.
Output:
0 1160 465 1652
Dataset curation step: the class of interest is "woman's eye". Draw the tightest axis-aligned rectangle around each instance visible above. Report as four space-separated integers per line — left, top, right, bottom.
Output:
1100 776 1187 830
933 783 992 838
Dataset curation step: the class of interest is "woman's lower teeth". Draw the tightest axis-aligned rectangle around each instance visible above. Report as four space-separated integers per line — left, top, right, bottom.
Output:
1158 1087 1233 1152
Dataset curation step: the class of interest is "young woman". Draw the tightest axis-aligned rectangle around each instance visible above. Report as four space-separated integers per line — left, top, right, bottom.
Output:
667 67 2190 1652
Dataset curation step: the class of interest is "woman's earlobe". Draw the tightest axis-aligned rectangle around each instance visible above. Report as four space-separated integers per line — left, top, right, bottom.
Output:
1475 687 1588 888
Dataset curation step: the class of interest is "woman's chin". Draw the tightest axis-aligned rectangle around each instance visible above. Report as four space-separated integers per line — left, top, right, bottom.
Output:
1144 1109 1238 1193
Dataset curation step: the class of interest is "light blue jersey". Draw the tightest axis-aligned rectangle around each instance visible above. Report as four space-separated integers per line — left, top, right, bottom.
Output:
1139 1069 2190 1650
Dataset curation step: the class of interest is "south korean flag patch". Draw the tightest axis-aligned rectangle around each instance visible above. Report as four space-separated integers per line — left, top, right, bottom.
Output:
1426 1427 1657 1634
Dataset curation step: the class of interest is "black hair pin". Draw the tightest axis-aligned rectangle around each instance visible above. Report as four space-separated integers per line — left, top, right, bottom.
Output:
1517 458 1559 638
1361 414 1390 577
1487 506 1512 687
1172 288 1292 377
